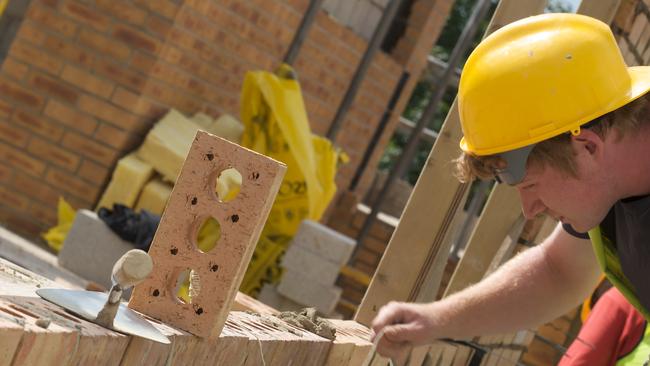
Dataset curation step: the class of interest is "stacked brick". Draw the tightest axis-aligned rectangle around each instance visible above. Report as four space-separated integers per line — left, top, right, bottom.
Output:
261 219 355 316
0 0 453 242
613 0 650 65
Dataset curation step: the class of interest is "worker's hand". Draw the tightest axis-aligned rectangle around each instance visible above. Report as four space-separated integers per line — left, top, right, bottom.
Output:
371 301 437 359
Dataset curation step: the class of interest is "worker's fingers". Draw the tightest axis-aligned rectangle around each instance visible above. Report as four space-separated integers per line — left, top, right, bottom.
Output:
375 333 411 359
371 301 410 339
383 322 421 343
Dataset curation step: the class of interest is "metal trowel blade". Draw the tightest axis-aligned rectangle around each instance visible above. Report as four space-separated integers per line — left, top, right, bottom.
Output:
37 288 170 344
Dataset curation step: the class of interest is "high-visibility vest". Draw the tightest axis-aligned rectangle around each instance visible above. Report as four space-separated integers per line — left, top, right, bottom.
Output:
616 322 650 365
589 226 650 320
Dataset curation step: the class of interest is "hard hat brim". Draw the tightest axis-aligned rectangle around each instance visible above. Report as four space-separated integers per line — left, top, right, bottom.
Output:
460 66 650 156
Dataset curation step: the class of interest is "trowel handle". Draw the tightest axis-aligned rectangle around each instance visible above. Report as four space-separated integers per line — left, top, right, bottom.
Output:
112 249 154 290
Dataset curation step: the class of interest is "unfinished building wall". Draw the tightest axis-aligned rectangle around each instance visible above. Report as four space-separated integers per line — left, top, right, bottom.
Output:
613 0 650 65
0 0 452 239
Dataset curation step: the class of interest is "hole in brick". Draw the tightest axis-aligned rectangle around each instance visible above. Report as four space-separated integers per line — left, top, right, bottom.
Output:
152 289 160 297
231 214 239 223
215 168 242 203
170 247 178 255
0 306 24 319
250 172 260 180
206 153 214 161
194 305 203 315
191 197 198 205
175 268 200 304
193 216 221 253
52 310 81 324
210 264 219 272
9 304 37 319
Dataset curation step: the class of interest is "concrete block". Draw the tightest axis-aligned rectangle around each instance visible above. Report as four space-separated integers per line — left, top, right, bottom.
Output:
281 246 341 286
258 284 303 312
58 210 134 289
278 269 342 314
292 220 356 265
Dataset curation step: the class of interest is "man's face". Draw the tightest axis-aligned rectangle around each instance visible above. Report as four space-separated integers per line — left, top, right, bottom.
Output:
514 157 611 233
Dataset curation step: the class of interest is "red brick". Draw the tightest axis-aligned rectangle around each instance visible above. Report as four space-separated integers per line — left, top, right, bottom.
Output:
0 163 12 184
12 172 59 205
27 202 58 227
78 29 131 61
0 100 12 118
131 51 158 72
111 87 164 118
0 78 44 109
0 209 48 239
145 14 173 40
94 123 137 150
35 0 61 8
44 100 98 135
29 72 79 103
132 0 179 19
13 109 65 141
26 3 78 37
0 142 46 177
77 159 109 185
61 131 118 166
149 60 188 88
92 59 146 91
62 1 111 32
1 58 29 81
8 41 63 75
45 168 101 203
42 35 96 67
112 25 161 54
28 137 80 171
139 80 202 114
0 185 31 211
77 94 142 131
0 119 30 147
96 0 147 26
15 21 48 46
61 65 114 98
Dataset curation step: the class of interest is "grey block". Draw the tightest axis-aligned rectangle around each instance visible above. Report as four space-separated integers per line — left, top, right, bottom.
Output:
291 220 356 265
58 209 134 289
281 246 341 286
258 284 303 312
277 269 342 315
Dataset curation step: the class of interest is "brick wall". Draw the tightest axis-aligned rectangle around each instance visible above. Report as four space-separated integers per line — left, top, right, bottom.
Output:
613 0 650 65
0 0 452 240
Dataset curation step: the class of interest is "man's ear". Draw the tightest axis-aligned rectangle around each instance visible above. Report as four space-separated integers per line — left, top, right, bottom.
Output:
571 129 604 157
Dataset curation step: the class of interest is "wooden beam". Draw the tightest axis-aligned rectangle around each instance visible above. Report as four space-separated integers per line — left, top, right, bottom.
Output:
577 0 621 25
443 185 522 297
129 131 286 339
354 0 548 327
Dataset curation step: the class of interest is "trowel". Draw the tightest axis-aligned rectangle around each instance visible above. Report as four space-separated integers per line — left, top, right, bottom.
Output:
37 249 170 344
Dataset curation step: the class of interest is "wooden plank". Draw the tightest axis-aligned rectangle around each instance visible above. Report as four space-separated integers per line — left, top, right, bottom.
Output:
577 0 621 25
354 0 548 326
129 131 286 339
443 185 522 297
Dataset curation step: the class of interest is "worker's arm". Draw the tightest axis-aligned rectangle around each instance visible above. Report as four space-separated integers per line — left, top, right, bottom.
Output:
372 223 601 358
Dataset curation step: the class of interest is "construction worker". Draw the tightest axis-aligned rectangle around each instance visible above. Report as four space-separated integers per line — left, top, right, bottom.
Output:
371 13 650 360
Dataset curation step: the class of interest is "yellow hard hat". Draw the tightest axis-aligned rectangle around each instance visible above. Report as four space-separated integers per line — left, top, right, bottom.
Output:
458 13 650 157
